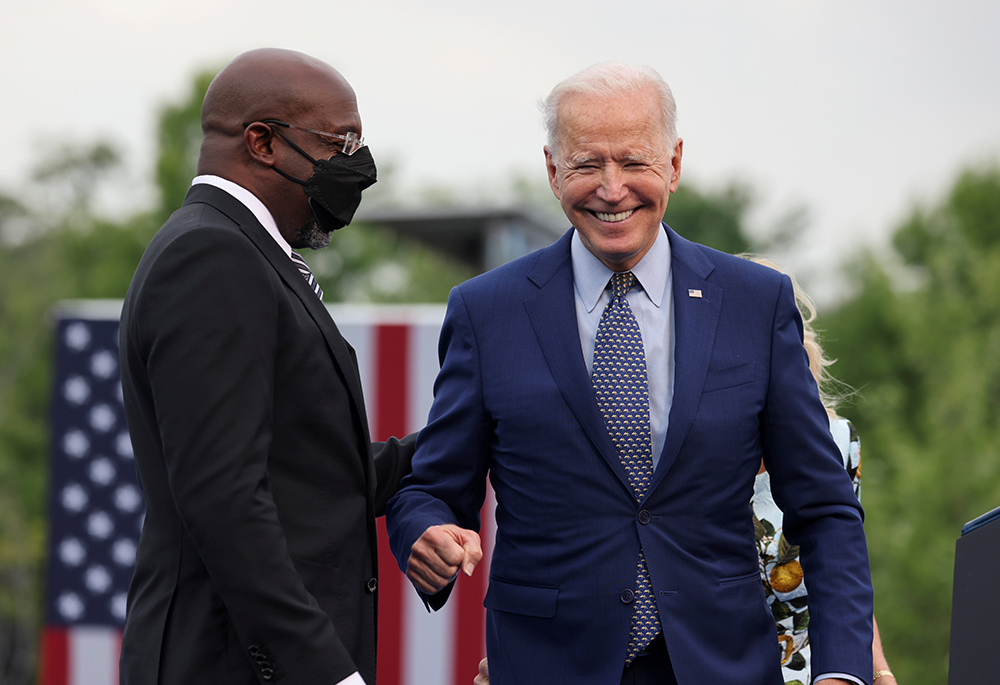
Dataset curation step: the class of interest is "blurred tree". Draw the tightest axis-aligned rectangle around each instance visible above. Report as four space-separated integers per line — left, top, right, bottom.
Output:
154 69 215 223
0 139 149 683
822 163 1000 685
31 142 121 218
664 182 754 254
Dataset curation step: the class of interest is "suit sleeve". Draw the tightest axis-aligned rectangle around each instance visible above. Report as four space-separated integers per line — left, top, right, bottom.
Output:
761 275 874 683
133 226 356 680
372 433 416 517
384 287 493 606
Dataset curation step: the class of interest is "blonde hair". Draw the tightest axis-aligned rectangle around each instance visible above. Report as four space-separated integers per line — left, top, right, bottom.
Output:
742 255 849 416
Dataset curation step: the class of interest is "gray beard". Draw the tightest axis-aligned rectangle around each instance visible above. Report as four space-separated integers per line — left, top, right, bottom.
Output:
297 218 332 250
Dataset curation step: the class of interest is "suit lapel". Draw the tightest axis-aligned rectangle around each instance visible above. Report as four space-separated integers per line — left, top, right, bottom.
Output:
185 185 373 447
523 232 635 495
651 227 722 484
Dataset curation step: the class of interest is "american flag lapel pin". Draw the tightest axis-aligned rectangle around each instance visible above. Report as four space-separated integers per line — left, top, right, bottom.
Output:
688 289 703 298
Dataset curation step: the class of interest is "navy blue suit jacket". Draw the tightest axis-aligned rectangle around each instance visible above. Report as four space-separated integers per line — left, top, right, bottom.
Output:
387 226 872 685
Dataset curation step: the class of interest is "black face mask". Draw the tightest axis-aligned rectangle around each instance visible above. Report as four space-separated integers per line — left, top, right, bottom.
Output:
270 129 377 232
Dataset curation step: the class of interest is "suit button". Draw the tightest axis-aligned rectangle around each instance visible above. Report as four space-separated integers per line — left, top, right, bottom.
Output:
366 577 378 594
637 510 652 525
620 589 635 604
248 645 260 657
261 667 274 680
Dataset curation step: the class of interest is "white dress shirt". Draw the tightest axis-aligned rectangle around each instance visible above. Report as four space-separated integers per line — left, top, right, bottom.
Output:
191 175 293 258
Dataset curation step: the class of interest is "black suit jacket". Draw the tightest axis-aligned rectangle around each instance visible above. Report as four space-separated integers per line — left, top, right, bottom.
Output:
118 183 413 684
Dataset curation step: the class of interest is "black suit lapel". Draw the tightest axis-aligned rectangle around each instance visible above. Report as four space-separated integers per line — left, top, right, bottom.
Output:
184 185 374 448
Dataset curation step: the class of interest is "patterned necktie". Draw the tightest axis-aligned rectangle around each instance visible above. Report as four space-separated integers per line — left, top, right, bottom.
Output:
289 250 323 301
591 271 662 665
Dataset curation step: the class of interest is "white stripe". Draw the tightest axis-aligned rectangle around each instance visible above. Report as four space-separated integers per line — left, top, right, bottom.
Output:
337 321 375 417
69 626 118 685
404 589 455 684
408 321 441 432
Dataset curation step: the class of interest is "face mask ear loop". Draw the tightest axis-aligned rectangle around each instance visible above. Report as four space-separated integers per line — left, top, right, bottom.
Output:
264 125 321 186
269 127 320 164
270 165 308 186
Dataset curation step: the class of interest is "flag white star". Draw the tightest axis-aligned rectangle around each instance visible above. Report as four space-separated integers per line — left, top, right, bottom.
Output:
116 431 134 459
89 457 117 486
64 323 91 351
114 484 142 513
63 376 91 405
85 565 113 594
57 592 85 621
63 430 90 459
110 592 128 621
87 511 115 539
89 404 117 433
58 538 87 566
61 484 89 513
90 350 117 380
112 538 137 567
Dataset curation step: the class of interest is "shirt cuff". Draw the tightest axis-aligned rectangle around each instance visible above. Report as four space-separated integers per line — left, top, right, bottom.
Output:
814 673 865 685
335 672 367 685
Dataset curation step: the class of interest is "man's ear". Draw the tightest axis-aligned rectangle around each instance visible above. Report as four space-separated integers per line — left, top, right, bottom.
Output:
244 122 278 167
544 146 562 200
668 137 683 193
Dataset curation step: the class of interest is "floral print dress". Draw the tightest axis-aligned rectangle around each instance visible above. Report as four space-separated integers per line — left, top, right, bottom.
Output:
751 417 861 685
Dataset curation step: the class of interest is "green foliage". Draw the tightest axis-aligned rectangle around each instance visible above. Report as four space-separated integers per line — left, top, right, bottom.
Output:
663 182 753 254
822 163 1000 685
155 69 216 223
309 222 475 304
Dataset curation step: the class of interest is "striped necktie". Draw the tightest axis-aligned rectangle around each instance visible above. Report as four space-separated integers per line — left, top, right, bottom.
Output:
289 250 323 301
591 271 662 665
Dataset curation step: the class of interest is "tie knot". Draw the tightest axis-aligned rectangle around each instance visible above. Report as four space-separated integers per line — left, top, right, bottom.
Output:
609 271 636 300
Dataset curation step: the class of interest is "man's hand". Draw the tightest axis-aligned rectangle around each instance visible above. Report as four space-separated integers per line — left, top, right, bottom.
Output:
406 524 483 594
473 657 489 685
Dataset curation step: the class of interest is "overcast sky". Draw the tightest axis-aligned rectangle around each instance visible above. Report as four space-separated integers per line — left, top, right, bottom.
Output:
4 0 998 296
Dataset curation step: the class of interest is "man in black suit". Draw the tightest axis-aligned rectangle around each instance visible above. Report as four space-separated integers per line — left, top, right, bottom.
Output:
118 48 413 685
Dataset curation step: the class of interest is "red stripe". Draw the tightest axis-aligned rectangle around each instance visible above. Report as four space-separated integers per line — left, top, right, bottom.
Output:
373 324 409 442
38 627 68 685
115 629 123 685
374 325 409 685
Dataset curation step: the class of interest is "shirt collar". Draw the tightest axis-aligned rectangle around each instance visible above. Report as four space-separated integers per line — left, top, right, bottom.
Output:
192 175 292 258
571 224 672 313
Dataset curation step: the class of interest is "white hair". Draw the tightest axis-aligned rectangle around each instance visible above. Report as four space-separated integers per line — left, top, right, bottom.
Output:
539 62 678 160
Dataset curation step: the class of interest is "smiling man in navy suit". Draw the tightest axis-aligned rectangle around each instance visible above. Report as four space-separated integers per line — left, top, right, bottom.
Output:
386 63 873 685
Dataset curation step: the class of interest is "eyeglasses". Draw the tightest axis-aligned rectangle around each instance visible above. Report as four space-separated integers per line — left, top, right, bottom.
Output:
260 119 366 156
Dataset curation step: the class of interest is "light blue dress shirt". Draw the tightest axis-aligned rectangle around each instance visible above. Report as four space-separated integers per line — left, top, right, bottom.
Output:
571 225 673 468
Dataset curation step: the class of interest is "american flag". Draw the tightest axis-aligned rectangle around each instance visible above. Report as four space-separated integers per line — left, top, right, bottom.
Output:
40 301 495 685
40 302 139 685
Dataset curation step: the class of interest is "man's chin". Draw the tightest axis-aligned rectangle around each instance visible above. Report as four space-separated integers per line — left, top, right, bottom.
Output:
296 220 333 251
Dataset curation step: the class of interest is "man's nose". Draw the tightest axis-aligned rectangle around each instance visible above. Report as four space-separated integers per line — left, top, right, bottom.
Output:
596 166 628 204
